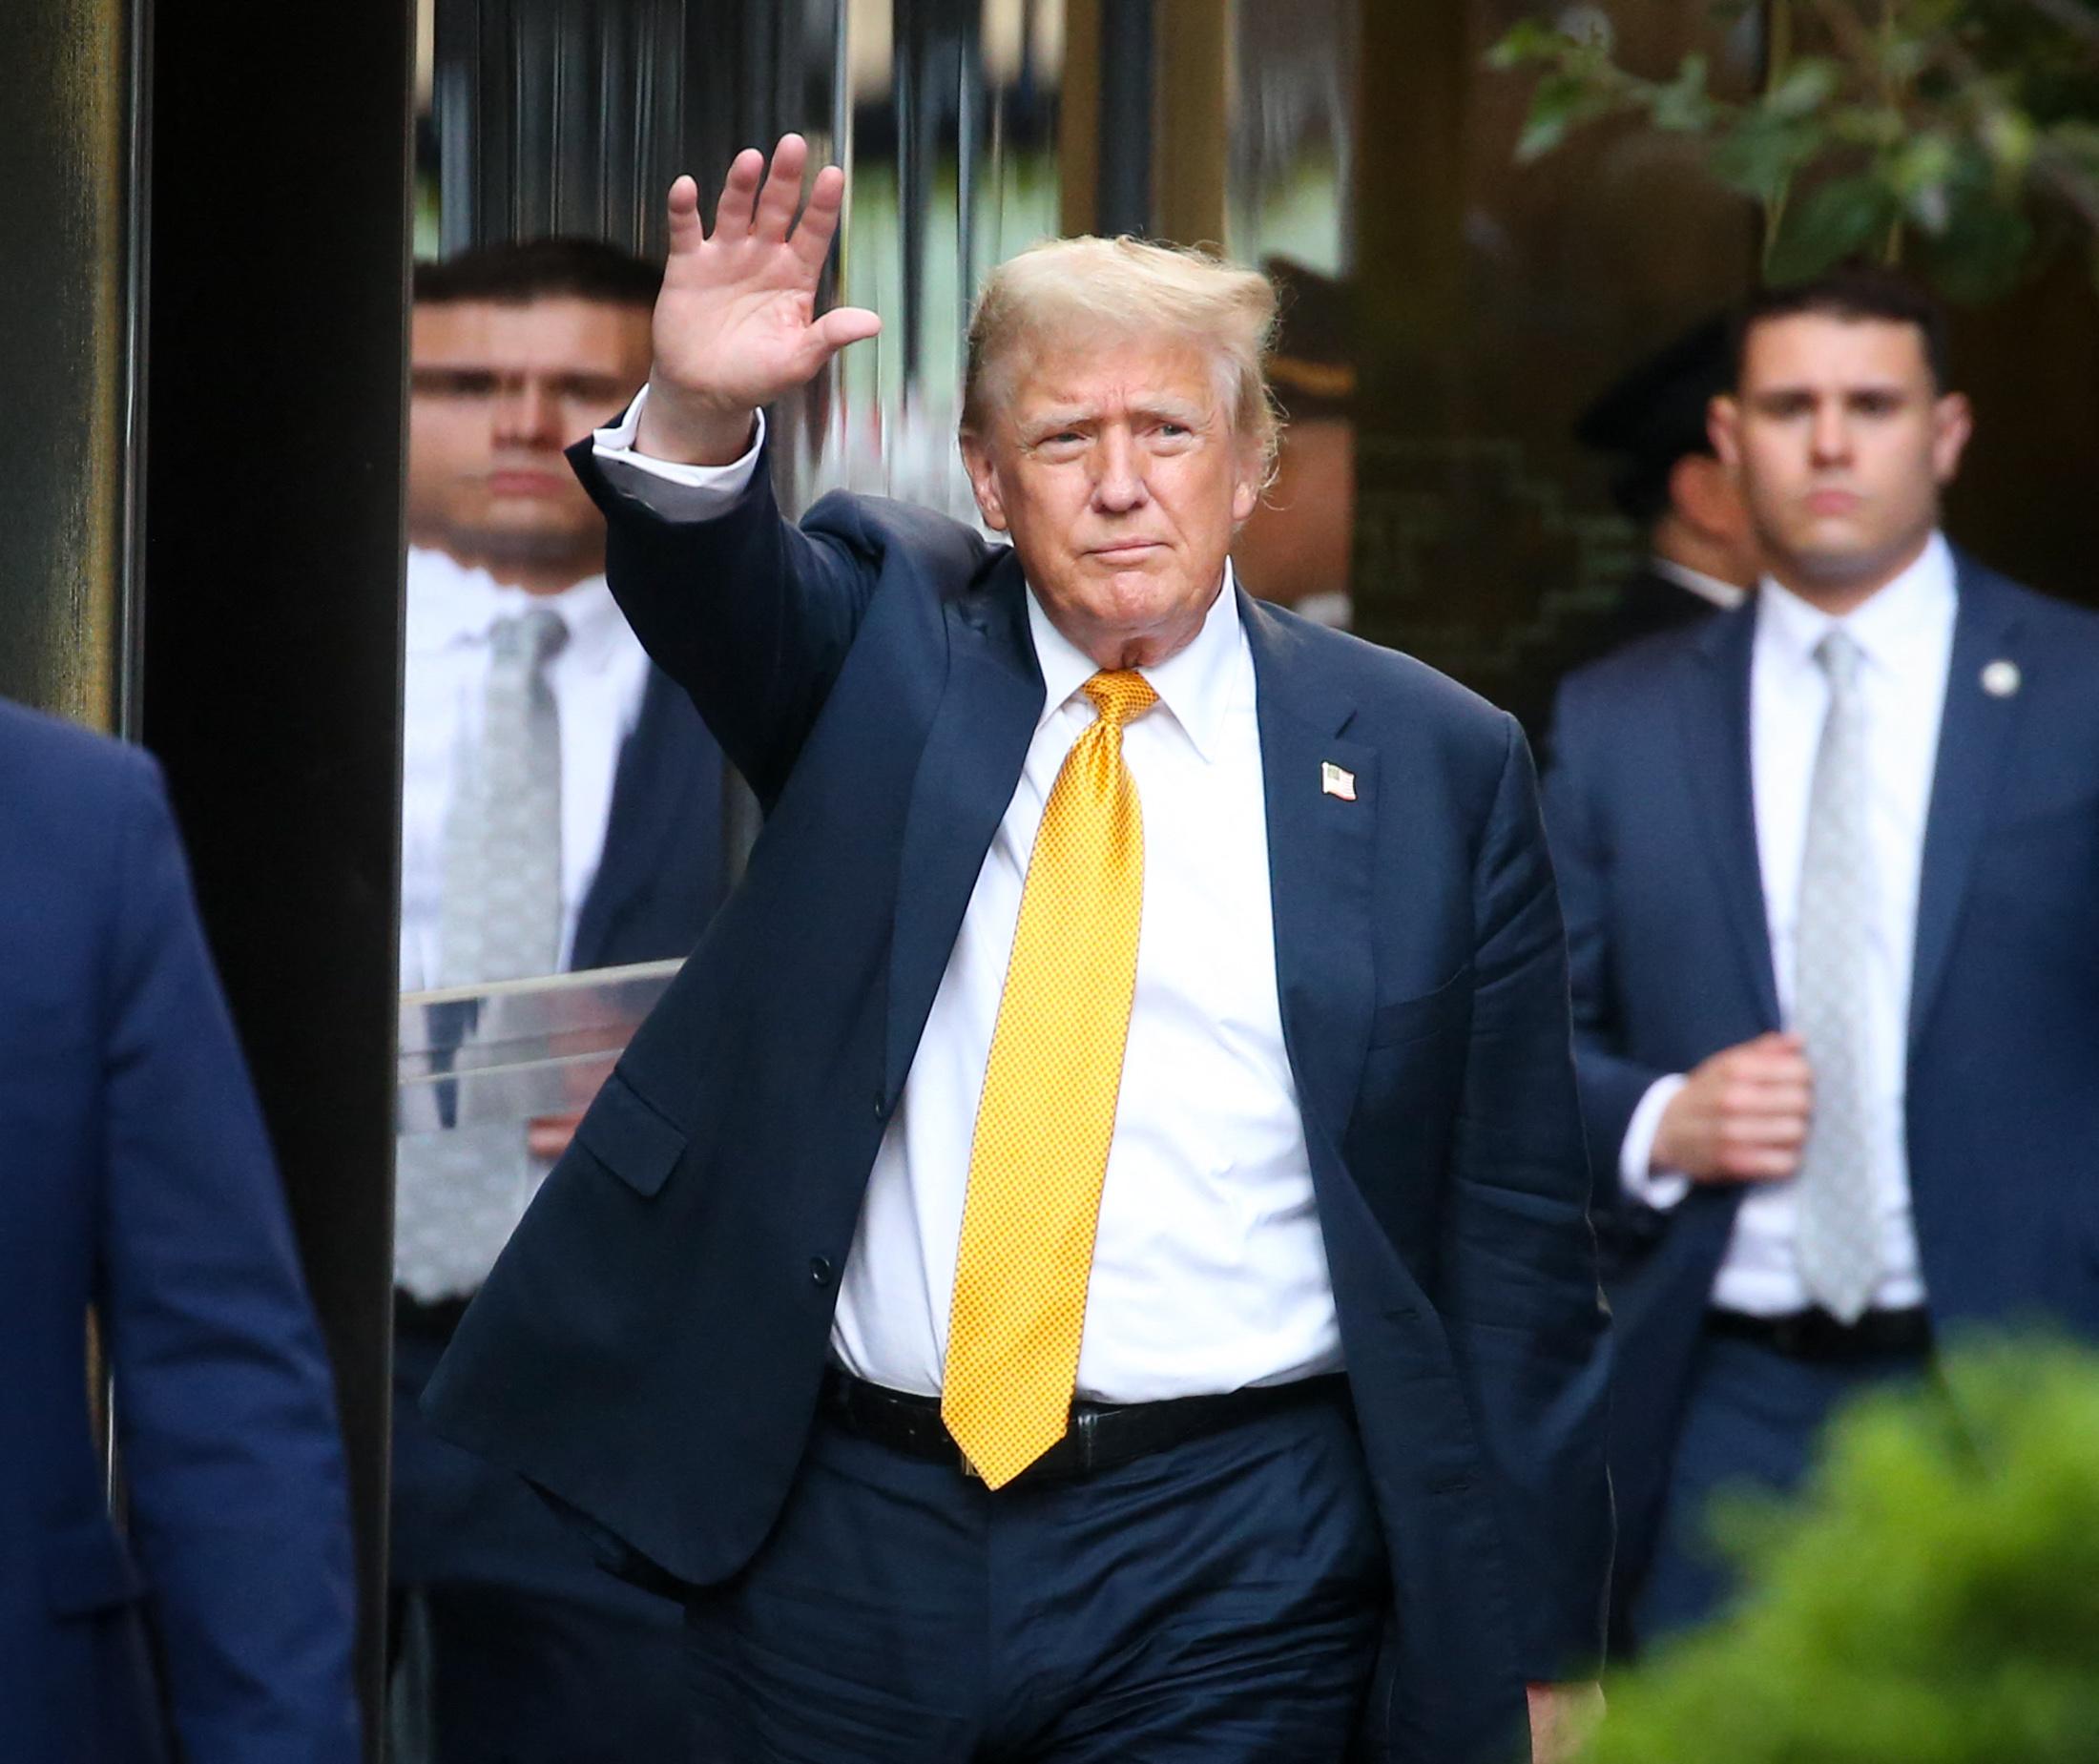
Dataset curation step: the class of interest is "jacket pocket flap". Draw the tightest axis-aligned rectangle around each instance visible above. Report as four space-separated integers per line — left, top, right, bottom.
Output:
1369 964 1473 1048
45 1515 144 1616
575 1069 688 1198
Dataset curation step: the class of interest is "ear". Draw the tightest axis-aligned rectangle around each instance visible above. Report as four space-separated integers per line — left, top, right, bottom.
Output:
1231 440 1263 526
1707 393 1743 469
959 431 1009 532
1670 453 1746 544
1930 390 1973 488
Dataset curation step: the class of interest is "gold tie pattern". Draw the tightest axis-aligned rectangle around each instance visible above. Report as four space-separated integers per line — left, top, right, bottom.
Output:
942 669 1159 1488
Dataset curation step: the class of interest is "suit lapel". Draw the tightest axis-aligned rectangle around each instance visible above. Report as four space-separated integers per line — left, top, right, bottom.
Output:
1909 563 2026 1052
1679 603 1781 1030
1239 594 1376 1149
883 551 1043 1106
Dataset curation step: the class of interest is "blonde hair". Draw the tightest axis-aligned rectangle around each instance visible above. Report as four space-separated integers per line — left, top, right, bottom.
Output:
962 236 1281 477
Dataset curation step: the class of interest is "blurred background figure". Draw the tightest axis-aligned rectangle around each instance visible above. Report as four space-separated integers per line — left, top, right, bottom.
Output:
1544 269 2099 1658
391 239 726 1764
1571 315 1759 647
1235 256 1358 630
1 696 359 1764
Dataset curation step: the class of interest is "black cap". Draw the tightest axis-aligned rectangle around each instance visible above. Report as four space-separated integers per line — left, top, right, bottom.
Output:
1575 316 1732 526
1264 257 1355 422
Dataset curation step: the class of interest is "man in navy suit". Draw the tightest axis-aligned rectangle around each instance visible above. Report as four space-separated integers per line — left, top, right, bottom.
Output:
392 239 728 1762
0 699 359 1763
429 136 1611 1764
1545 268 2099 1651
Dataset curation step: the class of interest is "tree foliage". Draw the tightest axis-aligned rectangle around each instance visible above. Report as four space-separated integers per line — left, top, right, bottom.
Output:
1587 1338 2099 1763
1488 1 2099 299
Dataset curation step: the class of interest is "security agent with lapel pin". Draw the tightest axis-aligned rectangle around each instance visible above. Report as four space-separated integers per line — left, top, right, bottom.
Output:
1545 265 2099 1652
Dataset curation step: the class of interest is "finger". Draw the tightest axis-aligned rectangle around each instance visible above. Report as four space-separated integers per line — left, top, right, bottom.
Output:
1720 1077 1813 1116
1718 1112 1809 1149
1731 1052 1815 1089
811 305 882 357
790 164 849 276
751 133 811 240
665 175 703 252
1715 1144 1802 1181
712 148 765 240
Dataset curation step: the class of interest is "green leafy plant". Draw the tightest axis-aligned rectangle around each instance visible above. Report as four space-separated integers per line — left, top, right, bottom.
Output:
1586 1338 2099 1763
1488 1 2099 300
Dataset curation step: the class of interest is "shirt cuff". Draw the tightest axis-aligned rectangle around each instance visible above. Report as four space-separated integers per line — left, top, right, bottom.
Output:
1619 1074 1693 1210
592 385 766 516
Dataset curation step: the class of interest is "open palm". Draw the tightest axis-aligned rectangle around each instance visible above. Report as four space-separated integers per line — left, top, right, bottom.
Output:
648 135 881 433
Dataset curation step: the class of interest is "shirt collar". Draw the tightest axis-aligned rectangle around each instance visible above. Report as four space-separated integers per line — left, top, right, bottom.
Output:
1023 562 1242 763
1756 530 1957 678
1650 556 1748 611
405 546 629 672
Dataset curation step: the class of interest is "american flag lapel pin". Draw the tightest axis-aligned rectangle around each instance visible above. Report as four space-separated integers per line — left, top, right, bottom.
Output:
1320 760 1357 801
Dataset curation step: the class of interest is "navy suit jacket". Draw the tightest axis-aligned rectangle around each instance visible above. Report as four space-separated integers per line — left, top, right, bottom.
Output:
0 700 359 1764
429 439 1613 1761
1543 557 2099 1619
570 666 728 973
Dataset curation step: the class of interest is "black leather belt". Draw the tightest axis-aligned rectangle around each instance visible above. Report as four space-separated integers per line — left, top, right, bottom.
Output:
1707 1305 1932 1360
820 1369 1348 1484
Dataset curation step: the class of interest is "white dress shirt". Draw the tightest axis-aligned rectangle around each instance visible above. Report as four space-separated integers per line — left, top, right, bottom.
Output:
1620 533 1958 1315
594 398 1342 1401
1650 557 1748 612
399 545 654 988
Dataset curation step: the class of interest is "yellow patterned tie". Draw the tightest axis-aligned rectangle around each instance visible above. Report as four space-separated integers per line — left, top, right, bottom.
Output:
942 669 1159 1488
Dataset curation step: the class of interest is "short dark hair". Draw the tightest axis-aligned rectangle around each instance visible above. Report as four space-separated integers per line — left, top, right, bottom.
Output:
413 238 660 308
1730 266 1952 392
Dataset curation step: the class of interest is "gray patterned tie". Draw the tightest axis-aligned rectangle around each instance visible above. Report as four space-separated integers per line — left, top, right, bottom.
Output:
1792 629 1880 1323
395 608 569 1301
436 607 570 986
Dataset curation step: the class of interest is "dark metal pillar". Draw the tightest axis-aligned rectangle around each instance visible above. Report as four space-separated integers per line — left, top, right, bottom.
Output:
140 3 416 1753
0 0 138 729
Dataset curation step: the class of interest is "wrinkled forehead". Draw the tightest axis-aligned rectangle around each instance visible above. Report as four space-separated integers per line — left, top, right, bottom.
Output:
989 322 1236 423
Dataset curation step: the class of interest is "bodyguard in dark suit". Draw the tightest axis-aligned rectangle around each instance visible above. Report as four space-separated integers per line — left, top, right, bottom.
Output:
1 698 358 1764
429 135 1611 1764
1546 269 2099 1651
392 240 727 1762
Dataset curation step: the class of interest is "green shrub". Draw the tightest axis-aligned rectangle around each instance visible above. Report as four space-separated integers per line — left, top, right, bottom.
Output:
1589 1338 2099 1764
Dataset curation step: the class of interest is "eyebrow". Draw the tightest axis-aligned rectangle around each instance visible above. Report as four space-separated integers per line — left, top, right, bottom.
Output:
1023 397 1209 431
1749 379 1913 402
409 365 631 398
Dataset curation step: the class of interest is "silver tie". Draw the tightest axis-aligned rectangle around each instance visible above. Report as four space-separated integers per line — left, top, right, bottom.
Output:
395 608 569 1302
1792 629 1880 1323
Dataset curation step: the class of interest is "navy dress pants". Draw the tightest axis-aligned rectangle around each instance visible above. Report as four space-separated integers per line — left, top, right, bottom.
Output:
1633 1332 1930 1650
391 1317 690 1762
683 1389 1389 1762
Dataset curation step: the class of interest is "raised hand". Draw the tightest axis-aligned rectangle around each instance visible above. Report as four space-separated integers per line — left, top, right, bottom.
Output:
635 134 882 466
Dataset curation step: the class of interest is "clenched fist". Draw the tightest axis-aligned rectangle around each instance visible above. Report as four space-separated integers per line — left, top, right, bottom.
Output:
1652 1029 1813 1183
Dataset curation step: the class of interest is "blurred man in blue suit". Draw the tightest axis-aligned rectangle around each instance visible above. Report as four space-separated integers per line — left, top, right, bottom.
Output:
0 698 358 1763
1546 269 2099 1651
429 136 1611 1764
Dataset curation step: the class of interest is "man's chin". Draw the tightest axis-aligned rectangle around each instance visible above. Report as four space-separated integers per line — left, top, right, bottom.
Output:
452 525 599 567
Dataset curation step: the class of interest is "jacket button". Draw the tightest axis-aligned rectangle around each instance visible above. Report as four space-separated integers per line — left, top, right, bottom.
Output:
873 1090 888 1121
809 1256 834 1288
